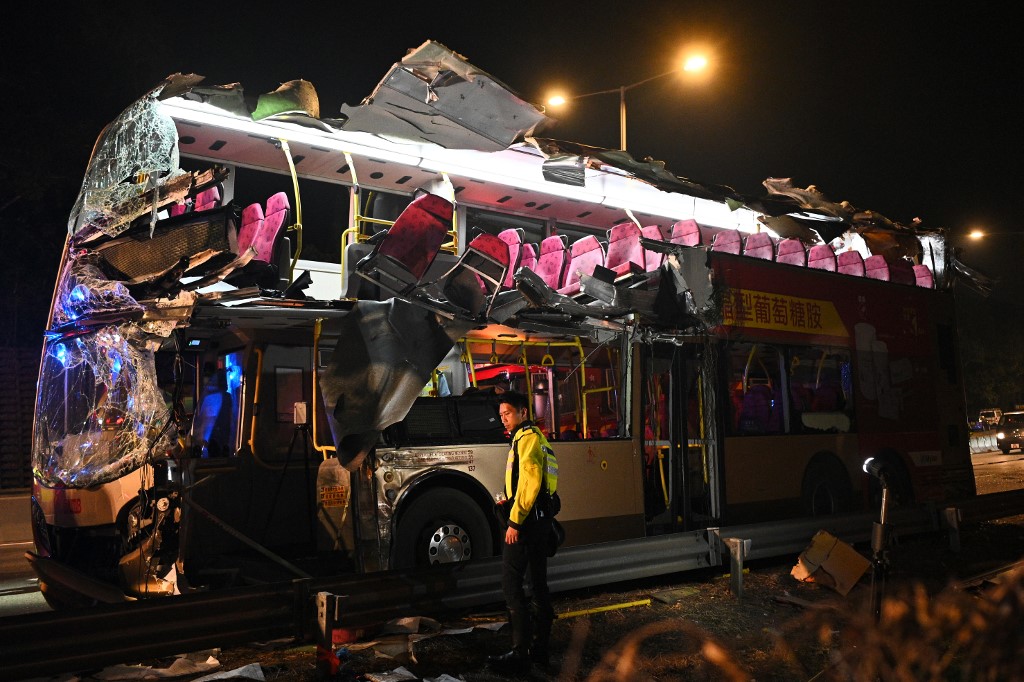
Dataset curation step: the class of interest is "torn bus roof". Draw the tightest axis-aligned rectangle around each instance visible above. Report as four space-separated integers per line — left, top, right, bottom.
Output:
340 40 552 151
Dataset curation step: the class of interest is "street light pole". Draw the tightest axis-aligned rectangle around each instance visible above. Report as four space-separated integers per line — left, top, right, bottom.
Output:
548 58 706 151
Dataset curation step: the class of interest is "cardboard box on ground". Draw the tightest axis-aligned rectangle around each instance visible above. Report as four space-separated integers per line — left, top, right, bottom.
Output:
791 530 871 596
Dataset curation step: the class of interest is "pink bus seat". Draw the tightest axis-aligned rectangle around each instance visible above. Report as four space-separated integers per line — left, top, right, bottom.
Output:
711 229 742 254
776 238 807 266
837 251 865 277
534 235 568 289
519 242 537 274
669 219 702 247
557 235 605 297
889 259 916 286
251 192 290 263
357 192 453 295
808 244 837 271
913 264 934 288
864 254 890 281
497 228 525 288
743 232 774 260
236 203 265 255
169 200 189 217
605 223 645 277
194 185 222 212
640 225 666 271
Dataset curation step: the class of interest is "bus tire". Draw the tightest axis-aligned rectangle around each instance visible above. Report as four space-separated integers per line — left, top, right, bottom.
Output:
801 458 852 517
393 488 493 569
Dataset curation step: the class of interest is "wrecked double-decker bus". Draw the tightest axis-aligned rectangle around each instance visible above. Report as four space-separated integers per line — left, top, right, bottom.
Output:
29 41 976 607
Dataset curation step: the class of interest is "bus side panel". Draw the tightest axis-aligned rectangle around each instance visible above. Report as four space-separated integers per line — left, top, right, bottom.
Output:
556 439 645 546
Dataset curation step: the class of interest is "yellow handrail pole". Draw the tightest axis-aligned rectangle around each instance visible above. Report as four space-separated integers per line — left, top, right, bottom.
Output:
244 348 288 471
521 342 534 422
247 347 264 456
582 385 614 438
277 140 303 282
312 318 336 457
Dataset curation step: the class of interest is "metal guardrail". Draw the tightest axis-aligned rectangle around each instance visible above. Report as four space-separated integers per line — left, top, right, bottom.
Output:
3 492 1023 681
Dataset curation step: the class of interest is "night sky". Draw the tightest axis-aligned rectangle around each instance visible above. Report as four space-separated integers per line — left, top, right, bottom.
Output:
1 1 1021 332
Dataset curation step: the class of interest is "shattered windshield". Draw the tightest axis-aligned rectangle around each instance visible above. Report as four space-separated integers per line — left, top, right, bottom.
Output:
68 82 184 238
34 85 190 488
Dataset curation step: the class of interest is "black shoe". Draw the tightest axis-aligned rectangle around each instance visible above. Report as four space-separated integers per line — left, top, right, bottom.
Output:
488 649 532 674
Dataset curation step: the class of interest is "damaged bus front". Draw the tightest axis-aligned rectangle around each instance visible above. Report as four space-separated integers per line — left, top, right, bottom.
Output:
29 41 976 608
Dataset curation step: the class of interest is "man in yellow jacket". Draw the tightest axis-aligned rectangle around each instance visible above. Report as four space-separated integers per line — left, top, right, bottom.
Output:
489 391 558 673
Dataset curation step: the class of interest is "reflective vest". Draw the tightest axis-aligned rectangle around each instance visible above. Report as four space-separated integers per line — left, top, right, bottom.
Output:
505 422 559 529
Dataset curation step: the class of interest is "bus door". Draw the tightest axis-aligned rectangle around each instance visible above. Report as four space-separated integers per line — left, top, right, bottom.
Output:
641 342 714 532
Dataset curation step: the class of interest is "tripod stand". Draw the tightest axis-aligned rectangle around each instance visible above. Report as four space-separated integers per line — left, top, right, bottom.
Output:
263 423 316 547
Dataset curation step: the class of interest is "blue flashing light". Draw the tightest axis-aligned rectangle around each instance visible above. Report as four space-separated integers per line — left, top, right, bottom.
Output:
54 343 69 367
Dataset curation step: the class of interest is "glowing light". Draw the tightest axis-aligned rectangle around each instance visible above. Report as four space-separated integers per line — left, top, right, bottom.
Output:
54 343 69 367
547 94 567 107
683 55 708 72
968 229 985 240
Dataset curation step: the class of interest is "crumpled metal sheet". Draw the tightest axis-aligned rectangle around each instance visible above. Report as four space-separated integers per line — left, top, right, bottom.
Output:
32 324 176 488
340 40 551 151
318 299 473 469
68 80 186 238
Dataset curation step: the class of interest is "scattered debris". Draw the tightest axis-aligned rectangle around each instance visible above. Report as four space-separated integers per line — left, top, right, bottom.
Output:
92 650 220 679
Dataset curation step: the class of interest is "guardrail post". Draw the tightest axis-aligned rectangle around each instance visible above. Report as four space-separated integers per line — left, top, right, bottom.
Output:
316 591 345 678
722 537 751 598
942 507 962 552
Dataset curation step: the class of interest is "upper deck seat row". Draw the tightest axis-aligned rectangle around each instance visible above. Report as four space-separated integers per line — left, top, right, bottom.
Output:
491 219 935 294
355 199 936 311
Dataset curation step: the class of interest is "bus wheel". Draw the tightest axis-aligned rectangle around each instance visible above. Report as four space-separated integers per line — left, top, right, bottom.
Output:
801 459 852 516
393 489 493 569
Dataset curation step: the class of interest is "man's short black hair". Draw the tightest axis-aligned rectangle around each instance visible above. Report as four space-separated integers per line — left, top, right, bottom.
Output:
498 390 529 412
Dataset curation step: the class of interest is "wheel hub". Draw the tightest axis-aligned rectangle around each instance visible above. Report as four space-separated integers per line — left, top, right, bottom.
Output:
427 524 472 564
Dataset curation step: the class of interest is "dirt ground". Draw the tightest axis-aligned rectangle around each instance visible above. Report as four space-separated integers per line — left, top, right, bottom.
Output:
190 512 1023 682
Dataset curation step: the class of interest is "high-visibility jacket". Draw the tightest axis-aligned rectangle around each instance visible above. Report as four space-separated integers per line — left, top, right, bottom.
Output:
505 421 558 529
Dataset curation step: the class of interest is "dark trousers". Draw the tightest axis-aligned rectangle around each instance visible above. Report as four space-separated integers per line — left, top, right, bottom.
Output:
501 520 554 653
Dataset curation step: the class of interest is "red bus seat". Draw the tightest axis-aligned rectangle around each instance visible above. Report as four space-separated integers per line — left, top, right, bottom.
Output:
194 185 222 212
641 225 667 270
169 200 189 217
913 264 934 288
776 238 806 266
557 235 605 297
236 203 265 255
605 223 645 276
808 244 837 271
519 242 537 275
837 251 865 276
356 192 453 295
440 231 510 317
864 254 890 281
534 235 568 289
497 227 525 288
743 232 774 260
252 192 289 264
669 219 702 247
711 229 742 254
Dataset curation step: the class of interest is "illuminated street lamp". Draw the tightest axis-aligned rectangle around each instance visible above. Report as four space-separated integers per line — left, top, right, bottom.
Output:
546 54 709 151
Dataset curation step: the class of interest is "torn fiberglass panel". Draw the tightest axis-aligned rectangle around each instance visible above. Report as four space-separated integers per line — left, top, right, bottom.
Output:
32 325 176 488
68 83 185 238
318 299 474 469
